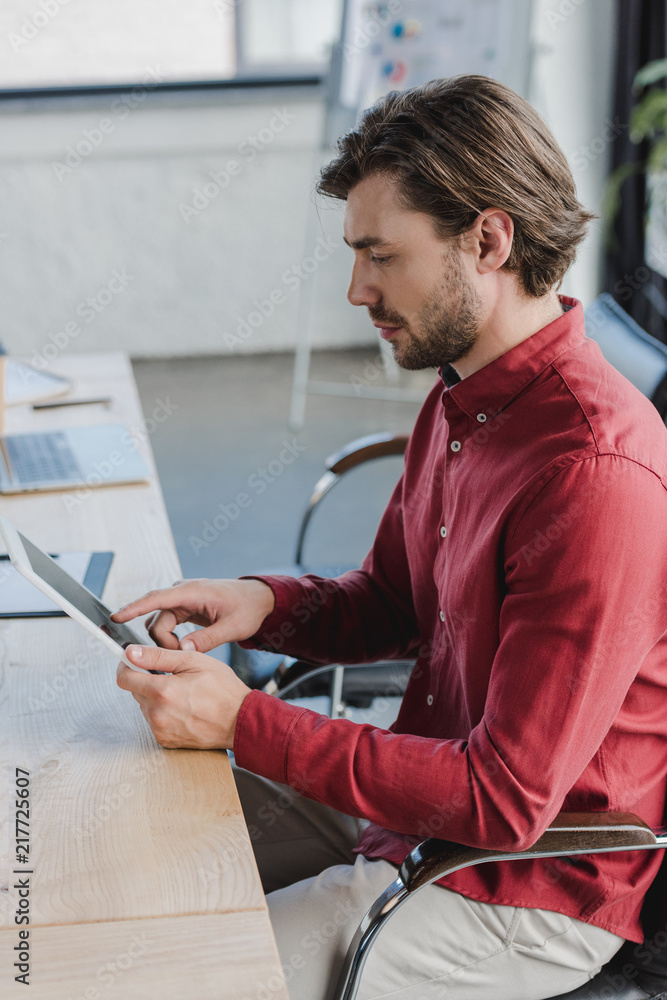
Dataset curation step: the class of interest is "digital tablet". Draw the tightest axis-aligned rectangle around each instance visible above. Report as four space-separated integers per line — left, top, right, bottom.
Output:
0 516 152 670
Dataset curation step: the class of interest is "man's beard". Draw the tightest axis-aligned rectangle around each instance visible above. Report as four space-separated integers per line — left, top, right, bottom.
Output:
369 249 483 371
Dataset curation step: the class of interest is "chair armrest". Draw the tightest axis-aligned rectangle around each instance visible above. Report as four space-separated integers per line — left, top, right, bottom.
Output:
267 658 415 700
334 812 667 1000
269 657 323 693
400 812 665 893
335 812 667 1000
295 433 409 566
325 432 409 475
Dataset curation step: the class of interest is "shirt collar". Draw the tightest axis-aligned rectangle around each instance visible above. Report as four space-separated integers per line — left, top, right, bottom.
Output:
439 295 585 419
439 363 461 388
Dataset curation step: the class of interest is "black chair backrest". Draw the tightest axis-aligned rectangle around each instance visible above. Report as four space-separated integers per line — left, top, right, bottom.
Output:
636 849 667 988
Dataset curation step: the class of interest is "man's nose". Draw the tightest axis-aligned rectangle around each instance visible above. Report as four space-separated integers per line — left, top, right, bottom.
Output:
347 263 382 308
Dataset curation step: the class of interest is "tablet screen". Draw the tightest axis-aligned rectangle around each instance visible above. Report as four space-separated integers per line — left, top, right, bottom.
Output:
19 530 144 649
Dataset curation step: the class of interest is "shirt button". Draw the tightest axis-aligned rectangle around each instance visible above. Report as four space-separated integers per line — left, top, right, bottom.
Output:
476 413 487 423
427 694 434 706
440 526 447 538
450 440 461 452
439 610 445 622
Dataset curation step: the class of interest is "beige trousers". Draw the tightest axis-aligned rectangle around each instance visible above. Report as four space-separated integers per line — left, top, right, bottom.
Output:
233 767 625 1000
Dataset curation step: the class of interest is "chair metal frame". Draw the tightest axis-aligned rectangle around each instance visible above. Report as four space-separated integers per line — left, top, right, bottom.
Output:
293 431 409 567
256 431 410 715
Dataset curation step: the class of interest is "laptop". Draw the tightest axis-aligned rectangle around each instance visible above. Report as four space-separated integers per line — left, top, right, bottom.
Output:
0 424 150 494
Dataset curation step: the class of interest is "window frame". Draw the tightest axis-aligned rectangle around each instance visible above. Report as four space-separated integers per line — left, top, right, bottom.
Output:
0 73 325 103
0 0 340 102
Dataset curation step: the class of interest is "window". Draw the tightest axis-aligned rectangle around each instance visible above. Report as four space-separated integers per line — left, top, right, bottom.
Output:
0 0 342 92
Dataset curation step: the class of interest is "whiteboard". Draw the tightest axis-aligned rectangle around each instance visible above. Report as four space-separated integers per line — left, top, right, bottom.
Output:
325 0 534 145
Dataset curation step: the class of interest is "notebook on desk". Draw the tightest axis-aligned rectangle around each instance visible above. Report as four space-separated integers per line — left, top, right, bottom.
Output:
5 360 71 407
0 424 149 494
0 550 113 616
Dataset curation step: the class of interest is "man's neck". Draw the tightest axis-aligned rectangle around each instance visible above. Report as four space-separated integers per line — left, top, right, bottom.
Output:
450 290 565 380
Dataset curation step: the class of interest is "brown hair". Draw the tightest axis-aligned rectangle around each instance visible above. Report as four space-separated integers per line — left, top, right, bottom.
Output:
317 75 594 297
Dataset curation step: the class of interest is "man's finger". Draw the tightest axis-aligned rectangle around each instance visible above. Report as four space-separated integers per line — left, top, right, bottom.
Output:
116 656 165 698
112 587 191 623
178 624 230 654
146 610 180 649
125 643 212 676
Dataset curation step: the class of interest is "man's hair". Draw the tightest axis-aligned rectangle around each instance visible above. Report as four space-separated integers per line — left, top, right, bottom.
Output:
317 75 594 297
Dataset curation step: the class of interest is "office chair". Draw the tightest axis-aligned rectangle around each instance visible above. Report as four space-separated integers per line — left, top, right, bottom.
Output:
585 293 667 421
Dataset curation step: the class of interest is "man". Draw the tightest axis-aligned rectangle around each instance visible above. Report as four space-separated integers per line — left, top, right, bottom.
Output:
113 76 667 999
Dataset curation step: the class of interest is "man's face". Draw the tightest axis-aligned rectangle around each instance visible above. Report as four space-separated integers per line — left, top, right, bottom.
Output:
343 172 483 370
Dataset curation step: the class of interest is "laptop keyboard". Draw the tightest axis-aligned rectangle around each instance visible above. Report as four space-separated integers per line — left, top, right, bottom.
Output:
5 432 82 484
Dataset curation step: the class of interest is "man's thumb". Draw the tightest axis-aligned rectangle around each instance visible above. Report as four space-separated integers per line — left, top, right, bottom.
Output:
179 626 221 654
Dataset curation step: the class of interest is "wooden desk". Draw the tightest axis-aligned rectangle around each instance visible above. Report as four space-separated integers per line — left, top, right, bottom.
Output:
0 353 288 1000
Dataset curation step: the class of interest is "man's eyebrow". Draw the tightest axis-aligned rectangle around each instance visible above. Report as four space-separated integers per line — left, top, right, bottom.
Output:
342 235 397 250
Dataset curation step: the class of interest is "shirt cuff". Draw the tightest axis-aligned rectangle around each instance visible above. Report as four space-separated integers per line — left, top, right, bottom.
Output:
233 689 308 784
237 575 304 651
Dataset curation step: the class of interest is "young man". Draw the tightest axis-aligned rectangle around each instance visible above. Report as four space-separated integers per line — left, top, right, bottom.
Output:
113 76 667 999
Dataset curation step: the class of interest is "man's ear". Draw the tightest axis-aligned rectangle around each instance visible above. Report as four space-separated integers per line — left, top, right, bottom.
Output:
468 208 514 275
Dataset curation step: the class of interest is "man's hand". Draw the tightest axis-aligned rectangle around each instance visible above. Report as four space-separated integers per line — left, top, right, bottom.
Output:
111 578 275 652
116 643 251 749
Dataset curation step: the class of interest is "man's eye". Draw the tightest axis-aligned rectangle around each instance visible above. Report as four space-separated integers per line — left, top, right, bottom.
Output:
370 255 391 265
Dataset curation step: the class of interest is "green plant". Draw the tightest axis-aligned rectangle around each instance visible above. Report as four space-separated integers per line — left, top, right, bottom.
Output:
604 58 667 241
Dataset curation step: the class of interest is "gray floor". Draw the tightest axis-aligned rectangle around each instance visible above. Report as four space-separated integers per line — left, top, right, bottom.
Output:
132 349 435 582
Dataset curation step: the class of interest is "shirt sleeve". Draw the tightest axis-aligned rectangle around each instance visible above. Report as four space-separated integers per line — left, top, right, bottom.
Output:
234 454 667 851
238 474 420 665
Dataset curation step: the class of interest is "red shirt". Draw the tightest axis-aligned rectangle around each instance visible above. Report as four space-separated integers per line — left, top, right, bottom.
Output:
234 297 667 942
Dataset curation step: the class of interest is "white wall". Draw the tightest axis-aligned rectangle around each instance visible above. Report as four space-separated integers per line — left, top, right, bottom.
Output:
529 0 617 304
0 87 368 363
0 3 617 362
